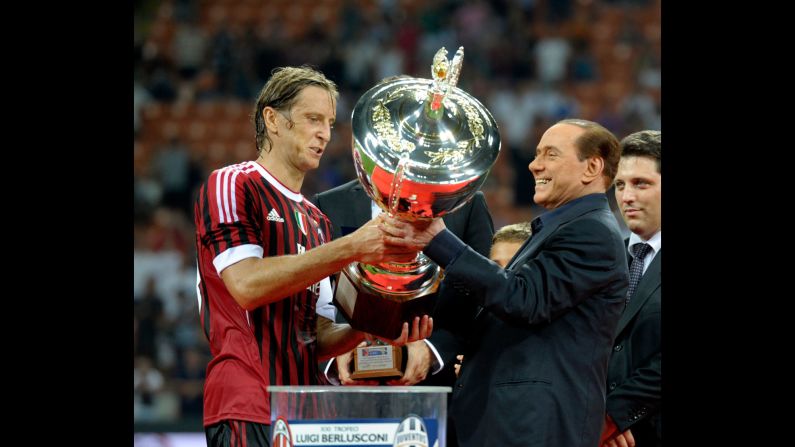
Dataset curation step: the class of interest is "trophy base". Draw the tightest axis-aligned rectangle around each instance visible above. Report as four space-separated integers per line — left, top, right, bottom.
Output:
333 269 439 340
350 344 408 380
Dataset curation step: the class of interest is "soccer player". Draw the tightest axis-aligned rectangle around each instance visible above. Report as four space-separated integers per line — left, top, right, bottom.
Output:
194 66 430 447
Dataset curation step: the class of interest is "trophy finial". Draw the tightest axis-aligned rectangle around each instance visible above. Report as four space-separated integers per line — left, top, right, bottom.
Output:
431 47 449 82
427 46 465 116
446 46 465 88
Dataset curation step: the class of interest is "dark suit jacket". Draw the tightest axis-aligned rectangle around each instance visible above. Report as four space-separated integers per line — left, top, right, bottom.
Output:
428 194 628 447
606 244 662 447
311 179 494 386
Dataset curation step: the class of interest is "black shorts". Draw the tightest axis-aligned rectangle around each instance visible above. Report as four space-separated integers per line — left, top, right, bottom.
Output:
205 420 270 447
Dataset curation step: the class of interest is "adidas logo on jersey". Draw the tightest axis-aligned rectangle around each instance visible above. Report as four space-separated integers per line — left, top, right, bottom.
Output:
267 208 285 222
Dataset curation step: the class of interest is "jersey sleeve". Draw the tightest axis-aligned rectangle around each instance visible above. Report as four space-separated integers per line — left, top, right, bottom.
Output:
196 166 264 274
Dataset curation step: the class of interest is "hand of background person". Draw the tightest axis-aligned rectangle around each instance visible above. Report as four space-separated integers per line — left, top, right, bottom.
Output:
336 341 379 386
601 429 635 447
600 414 619 444
600 414 635 447
385 340 432 386
454 354 464 378
379 315 433 347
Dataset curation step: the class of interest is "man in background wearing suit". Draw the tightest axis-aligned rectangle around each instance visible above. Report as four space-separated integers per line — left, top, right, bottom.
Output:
601 130 662 447
380 118 629 447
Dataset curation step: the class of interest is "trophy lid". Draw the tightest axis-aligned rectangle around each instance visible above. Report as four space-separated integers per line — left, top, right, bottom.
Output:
351 47 501 219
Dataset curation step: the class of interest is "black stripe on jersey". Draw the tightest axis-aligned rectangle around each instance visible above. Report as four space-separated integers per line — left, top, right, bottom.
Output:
252 307 264 362
254 182 282 259
255 184 282 393
297 202 315 349
194 195 213 341
281 294 292 384
281 198 306 383
233 181 259 246
255 179 296 384
268 301 277 386
228 220 251 246
303 203 327 383
200 185 221 255
197 261 212 341
271 185 294 255
218 221 235 254
201 181 234 255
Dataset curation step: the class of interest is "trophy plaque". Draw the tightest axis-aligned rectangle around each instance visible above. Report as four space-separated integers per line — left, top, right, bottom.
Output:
334 46 501 343
349 341 408 380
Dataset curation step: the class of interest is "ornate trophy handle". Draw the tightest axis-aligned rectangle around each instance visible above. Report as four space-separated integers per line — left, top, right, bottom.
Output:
388 153 411 216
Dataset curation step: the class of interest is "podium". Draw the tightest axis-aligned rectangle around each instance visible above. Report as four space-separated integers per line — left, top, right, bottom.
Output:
268 386 451 447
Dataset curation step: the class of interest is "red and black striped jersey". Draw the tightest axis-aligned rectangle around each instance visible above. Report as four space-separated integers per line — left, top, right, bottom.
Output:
194 160 333 426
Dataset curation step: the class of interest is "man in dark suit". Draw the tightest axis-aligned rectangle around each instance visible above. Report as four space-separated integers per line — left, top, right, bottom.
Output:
381 118 629 447
601 130 662 447
311 179 494 386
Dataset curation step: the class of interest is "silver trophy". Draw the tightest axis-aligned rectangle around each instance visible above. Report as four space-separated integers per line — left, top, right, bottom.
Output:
334 46 501 341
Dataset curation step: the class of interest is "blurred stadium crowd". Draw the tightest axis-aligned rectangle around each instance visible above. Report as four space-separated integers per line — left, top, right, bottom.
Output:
133 0 659 429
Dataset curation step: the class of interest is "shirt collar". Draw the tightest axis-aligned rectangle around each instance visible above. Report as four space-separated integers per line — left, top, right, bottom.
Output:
628 230 661 259
531 193 607 233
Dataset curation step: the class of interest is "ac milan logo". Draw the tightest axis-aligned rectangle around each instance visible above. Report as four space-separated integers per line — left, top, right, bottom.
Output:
272 417 293 447
294 211 307 235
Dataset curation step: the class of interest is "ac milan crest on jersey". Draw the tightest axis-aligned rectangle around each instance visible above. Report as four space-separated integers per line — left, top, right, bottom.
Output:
294 210 307 235
272 417 293 447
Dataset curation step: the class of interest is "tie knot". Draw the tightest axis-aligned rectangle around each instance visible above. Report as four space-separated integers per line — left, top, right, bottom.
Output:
631 243 652 262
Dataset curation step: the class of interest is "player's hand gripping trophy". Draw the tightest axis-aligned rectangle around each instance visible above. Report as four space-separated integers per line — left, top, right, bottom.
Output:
334 47 501 379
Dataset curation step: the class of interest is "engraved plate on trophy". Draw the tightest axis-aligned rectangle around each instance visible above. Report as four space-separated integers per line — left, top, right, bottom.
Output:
335 46 501 340
349 341 408 380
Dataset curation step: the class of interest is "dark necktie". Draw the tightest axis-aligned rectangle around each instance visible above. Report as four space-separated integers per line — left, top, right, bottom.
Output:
626 243 652 303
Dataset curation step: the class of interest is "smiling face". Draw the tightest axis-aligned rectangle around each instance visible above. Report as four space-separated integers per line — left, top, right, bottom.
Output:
614 155 661 240
528 123 592 209
268 85 337 173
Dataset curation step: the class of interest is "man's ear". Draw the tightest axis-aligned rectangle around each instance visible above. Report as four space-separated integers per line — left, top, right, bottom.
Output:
582 156 604 184
263 107 279 135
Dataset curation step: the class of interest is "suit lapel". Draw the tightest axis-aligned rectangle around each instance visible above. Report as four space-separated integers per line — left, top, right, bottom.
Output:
616 249 661 334
506 199 607 270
